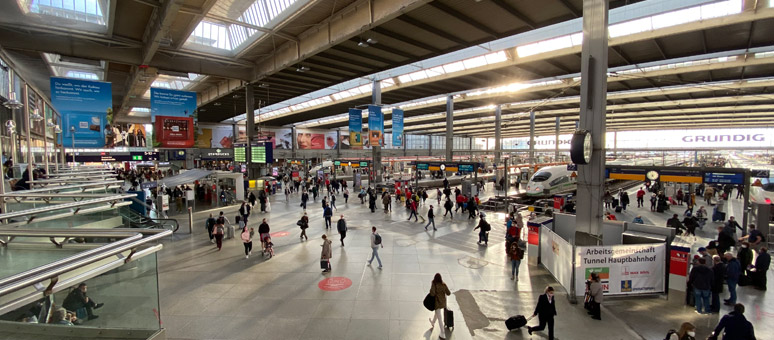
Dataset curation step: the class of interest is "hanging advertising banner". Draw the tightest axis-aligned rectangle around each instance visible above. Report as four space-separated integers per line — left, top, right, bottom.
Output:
392 109 404 147
354 173 362 189
575 244 666 296
150 88 197 119
50 77 112 148
349 108 363 147
154 116 195 148
368 105 383 146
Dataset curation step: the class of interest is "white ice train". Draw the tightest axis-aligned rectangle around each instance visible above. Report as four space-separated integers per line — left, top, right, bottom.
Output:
524 158 659 197
749 176 774 205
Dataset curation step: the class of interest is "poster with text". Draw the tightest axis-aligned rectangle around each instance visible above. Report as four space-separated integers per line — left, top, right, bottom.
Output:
368 105 383 146
150 88 196 120
575 244 665 296
155 116 194 147
392 109 404 147
349 108 363 147
50 77 111 147
195 127 213 148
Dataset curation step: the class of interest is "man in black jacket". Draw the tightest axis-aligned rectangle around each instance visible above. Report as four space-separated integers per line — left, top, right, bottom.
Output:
689 258 714 314
750 247 770 290
337 215 347 246
711 255 726 313
528 286 557 340
62 283 103 320
711 303 755 340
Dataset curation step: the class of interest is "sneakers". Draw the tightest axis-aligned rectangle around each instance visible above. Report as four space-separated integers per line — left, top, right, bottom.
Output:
95 303 104 309
527 327 532 335
511 275 514 280
245 255 249 259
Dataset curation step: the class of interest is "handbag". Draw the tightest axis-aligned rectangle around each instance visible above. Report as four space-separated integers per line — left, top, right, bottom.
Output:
423 293 436 311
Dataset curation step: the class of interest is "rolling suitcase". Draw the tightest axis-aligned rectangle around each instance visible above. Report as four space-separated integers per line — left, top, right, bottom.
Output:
444 308 454 329
225 225 235 239
612 198 619 208
615 206 622 213
505 315 528 330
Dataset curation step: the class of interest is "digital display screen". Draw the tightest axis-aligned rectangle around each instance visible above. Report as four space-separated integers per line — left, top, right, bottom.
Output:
251 145 266 163
416 163 429 170
234 147 246 162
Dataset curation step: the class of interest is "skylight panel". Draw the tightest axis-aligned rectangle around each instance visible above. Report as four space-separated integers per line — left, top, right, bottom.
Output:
651 7 701 30
462 56 488 69
65 70 98 80
484 51 508 64
189 21 231 50
442 61 466 74
24 0 106 26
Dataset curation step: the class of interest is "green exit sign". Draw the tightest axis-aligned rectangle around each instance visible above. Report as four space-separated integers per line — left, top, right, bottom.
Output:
359 161 368 167
132 155 142 161
334 161 341 166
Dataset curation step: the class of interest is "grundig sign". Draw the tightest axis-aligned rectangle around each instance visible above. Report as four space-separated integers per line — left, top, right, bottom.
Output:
681 134 765 143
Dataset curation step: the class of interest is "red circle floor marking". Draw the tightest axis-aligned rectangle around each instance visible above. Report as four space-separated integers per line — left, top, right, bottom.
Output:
270 231 290 238
318 277 352 291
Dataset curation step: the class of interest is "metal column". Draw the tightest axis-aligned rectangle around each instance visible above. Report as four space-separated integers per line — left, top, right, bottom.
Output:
371 80 382 184
24 85 33 181
445 95 453 162
336 129 341 158
428 134 432 157
555 116 560 161
529 111 535 165
613 131 618 159
495 105 502 165
291 126 297 160
575 0 609 236
245 84 255 179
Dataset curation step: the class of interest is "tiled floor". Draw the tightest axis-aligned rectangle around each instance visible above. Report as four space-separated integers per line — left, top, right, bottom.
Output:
152 183 772 340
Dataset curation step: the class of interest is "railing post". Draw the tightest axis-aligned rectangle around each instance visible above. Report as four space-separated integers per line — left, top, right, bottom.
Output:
188 207 193 234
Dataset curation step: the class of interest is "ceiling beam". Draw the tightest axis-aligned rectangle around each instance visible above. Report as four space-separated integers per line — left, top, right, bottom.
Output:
173 0 218 50
333 46 398 65
429 2 499 38
106 0 117 37
396 16 469 46
490 0 537 29
369 27 442 53
652 39 668 59
556 0 581 18
348 38 416 59
315 52 383 69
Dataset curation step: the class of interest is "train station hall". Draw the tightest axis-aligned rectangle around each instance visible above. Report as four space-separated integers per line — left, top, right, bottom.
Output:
0 0 773 339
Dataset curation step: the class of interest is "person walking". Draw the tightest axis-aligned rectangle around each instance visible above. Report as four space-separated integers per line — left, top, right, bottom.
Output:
724 252 741 306
425 205 436 231
213 214 225 251
474 217 491 246
589 272 604 320
436 188 442 206
241 223 254 259
711 255 726 313
636 187 646 208
320 235 332 273
383 193 391 213
667 322 697 340
323 203 333 229
368 226 383 268
300 191 309 210
428 273 451 340
330 194 337 211
298 212 309 241
337 215 347 247
343 188 349 204
509 240 524 281
688 258 713 314
239 201 251 224
258 194 267 213
205 213 216 243
620 190 630 211
443 198 453 218
710 303 756 340
408 199 419 222
750 247 770 290
527 286 557 340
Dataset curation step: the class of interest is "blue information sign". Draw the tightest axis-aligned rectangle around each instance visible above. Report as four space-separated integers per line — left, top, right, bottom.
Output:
567 164 578 171
416 163 429 170
458 164 474 172
703 172 744 185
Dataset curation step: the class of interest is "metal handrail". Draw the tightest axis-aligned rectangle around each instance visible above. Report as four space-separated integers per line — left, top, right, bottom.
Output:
0 193 116 199
9 181 123 194
31 178 115 185
0 234 143 289
0 229 171 297
0 194 136 220
0 229 138 238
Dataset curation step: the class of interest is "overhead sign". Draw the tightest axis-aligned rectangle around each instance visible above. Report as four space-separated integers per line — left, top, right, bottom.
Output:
416 163 429 170
392 109 404 147
155 116 194 148
141 181 158 189
333 161 341 166
66 151 158 163
348 109 363 147
50 77 112 148
359 161 369 167
458 164 474 172
150 88 196 120
703 172 745 185
250 142 273 164
199 148 233 160
234 146 246 162
368 105 383 146
752 169 771 178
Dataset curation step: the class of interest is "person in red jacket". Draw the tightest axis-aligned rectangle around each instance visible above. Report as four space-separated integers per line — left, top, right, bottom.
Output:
636 187 646 208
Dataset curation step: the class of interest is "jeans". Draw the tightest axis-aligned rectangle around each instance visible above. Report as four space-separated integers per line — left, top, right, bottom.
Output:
694 288 711 313
369 247 382 267
727 279 737 304
243 241 252 256
408 210 418 221
425 217 435 229
511 259 521 277
711 291 721 312
325 216 332 229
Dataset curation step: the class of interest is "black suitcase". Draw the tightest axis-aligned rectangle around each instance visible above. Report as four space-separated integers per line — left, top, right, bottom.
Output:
505 315 527 330
612 198 619 208
444 308 454 329
615 206 622 213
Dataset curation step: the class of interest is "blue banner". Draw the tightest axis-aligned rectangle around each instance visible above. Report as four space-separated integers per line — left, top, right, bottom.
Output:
348 108 362 147
50 77 111 148
151 88 197 120
392 109 404 147
368 105 383 146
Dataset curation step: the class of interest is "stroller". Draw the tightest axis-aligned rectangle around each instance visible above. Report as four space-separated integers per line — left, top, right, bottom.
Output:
263 236 274 258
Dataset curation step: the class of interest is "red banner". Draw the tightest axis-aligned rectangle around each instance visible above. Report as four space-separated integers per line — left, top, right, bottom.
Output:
669 247 690 276
155 116 194 148
528 225 540 245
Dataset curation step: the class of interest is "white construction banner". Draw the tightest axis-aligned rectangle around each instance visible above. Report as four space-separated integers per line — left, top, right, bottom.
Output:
540 226 573 291
575 244 665 296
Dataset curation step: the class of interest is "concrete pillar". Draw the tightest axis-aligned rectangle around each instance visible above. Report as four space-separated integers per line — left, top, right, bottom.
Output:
495 105 502 165
403 132 407 157
613 131 618 159
529 111 535 165
555 116 560 161
428 134 432 157
336 129 341 158
291 126 297 160
445 95 453 162
245 83 256 179
371 80 382 184
575 0 609 237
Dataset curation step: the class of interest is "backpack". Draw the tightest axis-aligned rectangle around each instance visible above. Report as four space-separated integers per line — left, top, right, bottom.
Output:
663 330 677 340
217 216 225 225
482 221 491 232
374 233 382 245
216 225 225 235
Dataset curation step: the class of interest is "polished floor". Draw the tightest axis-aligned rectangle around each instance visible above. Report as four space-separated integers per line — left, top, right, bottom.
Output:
152 182 773 340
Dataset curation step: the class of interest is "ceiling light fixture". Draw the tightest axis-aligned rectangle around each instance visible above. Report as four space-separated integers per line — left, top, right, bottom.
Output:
259 83 270 88
3 92 23 110
296 66 310 72
214 102 222 106
30 108 44 121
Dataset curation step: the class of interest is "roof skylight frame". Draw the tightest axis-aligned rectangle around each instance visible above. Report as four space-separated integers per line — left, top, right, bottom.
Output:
17 0 109 33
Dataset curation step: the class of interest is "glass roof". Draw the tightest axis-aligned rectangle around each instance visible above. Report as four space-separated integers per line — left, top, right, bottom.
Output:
17 0 108 33
42 53 106 81
184 0 307 55
142 73 204 98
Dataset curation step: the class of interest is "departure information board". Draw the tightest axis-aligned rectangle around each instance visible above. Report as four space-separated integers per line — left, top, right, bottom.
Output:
251 145 266 163
234 146 246 162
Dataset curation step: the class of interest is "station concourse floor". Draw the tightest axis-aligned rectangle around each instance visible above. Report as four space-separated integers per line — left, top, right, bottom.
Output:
151 183 773 340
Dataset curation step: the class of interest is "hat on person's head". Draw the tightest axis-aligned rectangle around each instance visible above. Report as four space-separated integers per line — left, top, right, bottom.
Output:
698 247 706 252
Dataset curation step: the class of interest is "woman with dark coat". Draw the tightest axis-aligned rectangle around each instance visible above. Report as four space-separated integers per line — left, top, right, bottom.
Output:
528 286 557 340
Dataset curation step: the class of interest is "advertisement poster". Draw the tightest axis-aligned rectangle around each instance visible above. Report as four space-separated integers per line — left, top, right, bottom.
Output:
325 131 338 150
297 130 325 149
150 88 197 119
540 226 573 291
50 77 111 147
349 108 363 147
354 173 362 189
527 225 540 245
194 126 213 148
392 109 404 147
155 116 194 148
275 128 293 149
575 244 666 296
106 123 148 148
669 246 690 277
368 105 383 146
